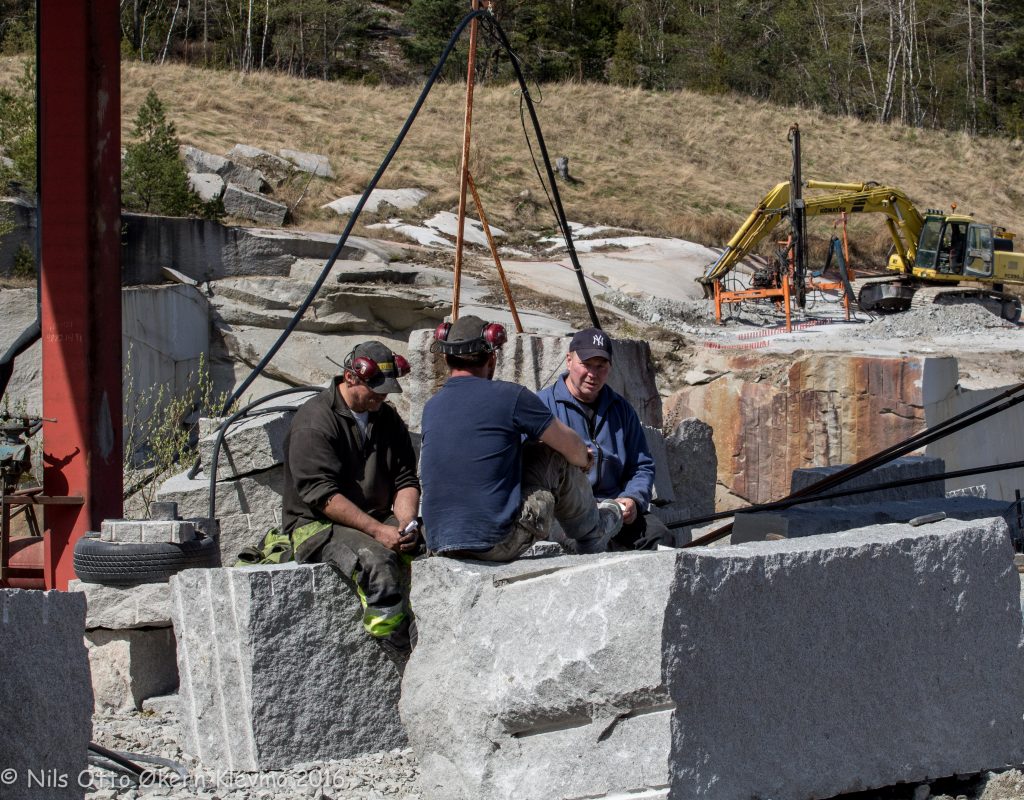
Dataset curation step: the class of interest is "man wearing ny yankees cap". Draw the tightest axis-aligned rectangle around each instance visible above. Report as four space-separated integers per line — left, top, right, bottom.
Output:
537 327 673 550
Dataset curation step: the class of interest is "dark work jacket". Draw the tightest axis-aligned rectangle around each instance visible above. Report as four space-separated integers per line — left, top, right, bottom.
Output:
282 379 420 558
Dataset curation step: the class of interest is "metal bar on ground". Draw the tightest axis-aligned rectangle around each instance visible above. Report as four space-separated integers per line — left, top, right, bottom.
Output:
38 1 123 589
451 0 482 321
467 172 523 333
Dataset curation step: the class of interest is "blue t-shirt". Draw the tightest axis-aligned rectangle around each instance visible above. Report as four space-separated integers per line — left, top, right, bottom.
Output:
420 376 553 553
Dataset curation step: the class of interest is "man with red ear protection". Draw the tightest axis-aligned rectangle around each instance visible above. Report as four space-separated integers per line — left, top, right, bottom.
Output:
282 340 420 659
420 316 623 561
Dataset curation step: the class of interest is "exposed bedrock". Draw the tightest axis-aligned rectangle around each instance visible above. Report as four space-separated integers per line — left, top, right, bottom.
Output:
665 353 971 505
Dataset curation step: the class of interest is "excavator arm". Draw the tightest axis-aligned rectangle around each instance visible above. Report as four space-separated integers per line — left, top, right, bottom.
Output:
698 181 926 296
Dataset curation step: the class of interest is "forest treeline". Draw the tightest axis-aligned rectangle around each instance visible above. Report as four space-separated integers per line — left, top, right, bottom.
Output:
1 0 1022 136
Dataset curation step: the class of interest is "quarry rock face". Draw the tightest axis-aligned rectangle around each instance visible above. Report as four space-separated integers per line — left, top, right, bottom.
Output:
665 353 951 504
402 517 1024 800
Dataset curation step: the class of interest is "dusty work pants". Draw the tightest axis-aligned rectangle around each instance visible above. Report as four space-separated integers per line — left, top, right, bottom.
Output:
448 444 603 563
609 510 673 550
310 517 412 642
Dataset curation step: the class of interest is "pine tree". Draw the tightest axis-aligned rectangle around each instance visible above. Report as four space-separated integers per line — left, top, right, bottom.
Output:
122 89 213 217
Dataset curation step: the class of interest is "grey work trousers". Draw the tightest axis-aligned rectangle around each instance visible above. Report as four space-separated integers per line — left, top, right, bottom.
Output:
446 443 602 563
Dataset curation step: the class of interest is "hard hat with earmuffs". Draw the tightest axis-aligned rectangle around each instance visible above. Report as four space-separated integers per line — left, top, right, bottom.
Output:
343 341 411 394
430 315 508 356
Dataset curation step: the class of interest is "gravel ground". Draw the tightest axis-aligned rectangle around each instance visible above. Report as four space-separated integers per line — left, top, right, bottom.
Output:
85 703 1024 800
87 705 421 800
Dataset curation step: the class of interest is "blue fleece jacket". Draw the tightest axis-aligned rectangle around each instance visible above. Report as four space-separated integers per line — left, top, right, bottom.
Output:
536 374 655 507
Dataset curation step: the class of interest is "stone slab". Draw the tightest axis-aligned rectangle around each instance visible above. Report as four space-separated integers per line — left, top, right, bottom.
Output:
0 589 92 800
68 580 172 629
323 188 428 215
85 628 178 712
401 517 1024 800
400 329 661 432
171 563 405 771
666 517 1024 799
731 495 1019 544
188 171 225 203
279 148 333 178
791 455 946 506
223 185 287 226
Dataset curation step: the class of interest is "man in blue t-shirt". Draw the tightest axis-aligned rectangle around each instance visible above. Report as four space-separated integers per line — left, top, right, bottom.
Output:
420 315 623 560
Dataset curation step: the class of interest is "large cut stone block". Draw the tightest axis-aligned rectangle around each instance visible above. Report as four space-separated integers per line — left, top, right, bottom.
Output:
0 589 92 800
223 185 287 226
402 552 678 800
666 517 1024 799
171 563 405 771
401 329 661 432
790 455 945 506
85 628 178 712
402 517 1024 800
67 580 171 629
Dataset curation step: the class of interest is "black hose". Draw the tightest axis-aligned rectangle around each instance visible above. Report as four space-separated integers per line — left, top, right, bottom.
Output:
218 8 490 417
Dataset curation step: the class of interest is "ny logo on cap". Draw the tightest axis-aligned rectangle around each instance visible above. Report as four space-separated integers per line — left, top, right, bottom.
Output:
593 334 604 346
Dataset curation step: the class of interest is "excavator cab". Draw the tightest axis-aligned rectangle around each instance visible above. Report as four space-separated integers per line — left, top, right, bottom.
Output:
915 216 991 277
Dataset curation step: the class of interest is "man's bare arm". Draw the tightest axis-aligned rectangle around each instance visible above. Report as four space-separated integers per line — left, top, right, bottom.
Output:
539 418 591 469
393 486 421 531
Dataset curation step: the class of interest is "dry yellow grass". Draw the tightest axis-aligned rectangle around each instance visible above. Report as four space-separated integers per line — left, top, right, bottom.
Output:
5 57 1024 255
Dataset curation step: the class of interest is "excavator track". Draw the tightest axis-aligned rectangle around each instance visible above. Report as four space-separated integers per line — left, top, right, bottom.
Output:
909 285 1022 323
857 277 913 314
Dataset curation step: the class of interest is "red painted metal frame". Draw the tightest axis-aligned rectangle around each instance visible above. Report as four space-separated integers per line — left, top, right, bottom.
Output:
38 1 123 589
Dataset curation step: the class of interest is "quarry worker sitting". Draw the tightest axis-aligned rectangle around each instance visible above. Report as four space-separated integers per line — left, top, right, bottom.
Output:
419 315 623 561
536 328 673 550
282 340 421 657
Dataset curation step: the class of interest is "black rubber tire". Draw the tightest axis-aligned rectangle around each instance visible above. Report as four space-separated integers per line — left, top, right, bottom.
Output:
73 535 220 586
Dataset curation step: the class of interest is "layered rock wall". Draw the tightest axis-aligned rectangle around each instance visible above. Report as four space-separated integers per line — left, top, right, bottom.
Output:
666 353 955 505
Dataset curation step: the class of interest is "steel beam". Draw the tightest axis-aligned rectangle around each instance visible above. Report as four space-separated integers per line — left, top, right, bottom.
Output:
38 1 122 589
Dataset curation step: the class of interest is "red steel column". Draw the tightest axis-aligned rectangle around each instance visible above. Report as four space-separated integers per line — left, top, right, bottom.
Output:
38 1 123 589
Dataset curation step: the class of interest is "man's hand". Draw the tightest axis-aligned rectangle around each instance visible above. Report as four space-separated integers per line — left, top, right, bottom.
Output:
616 497 638 525
371 521 406 552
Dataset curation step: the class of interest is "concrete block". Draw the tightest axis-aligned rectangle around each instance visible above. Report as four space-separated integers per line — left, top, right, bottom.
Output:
0 589 92 800
731 495 1019 544
171 563 405 771
402 517 1024 800
790 455 945 506
101 520 141 543
157 467 284 565
85 628 178 712
653 417 717 537
67 580 172 629
666 517 1024 800
139 520 196 544
223 185 287 226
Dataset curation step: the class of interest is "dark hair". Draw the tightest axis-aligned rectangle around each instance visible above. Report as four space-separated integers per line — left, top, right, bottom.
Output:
445 351 491 369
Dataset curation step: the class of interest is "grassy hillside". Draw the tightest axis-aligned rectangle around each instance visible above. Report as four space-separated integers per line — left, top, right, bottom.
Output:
5 58 1024 261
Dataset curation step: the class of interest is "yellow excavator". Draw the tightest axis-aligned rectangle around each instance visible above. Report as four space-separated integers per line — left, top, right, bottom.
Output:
698 180 1024 322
